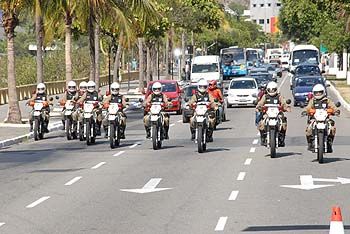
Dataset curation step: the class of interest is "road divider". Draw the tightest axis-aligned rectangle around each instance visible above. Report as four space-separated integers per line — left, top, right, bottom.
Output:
329 206 344 234
26 196 50 208
215 216 228 231
64 176 82 186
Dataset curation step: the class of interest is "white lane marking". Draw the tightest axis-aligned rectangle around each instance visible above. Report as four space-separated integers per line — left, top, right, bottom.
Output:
250 147 256 153
129 141 141 149
64 176 82 186
0 223 5 227
26 196 50 208
244 158 252 165
91 162 106 169
170 123 175 127
215 217 228 231
113 151 125 157
177 120 182 123
237 172 246 181
252 139 259 145
228 190 239 201
120 178 172 194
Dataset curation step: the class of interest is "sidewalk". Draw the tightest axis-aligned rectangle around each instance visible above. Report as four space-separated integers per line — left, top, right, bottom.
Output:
0 81 141 146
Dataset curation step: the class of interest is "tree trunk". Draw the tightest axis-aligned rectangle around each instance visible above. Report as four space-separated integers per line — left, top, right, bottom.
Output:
113 31 123 82
35 0 44 84
152 45 157 80
94 24 100 89
165 34 169 78
65 21 72 84
181 31 186 76
138 37 144 91
88 8 95 81
6 32 22 123
146 44 151 83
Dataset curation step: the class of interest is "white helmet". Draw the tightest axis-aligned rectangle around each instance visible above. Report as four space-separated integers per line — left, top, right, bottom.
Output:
198 79 208 93
87 81 96 93
37 83 46 94
110 82 120 95
67 81 76 93
79 81 87 92
266 81 278 96
152 82 162 95
312 84 325 100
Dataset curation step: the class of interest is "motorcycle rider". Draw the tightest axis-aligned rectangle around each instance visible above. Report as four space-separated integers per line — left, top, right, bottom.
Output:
102 82 127 139
27 83 51 133
305 84 339 152
60 81 79 130
208 80 224 124
256 81 290 147
255 84 267 126
188 79 217 142
143 82 170 139
77 81 103 135
78 81 88 98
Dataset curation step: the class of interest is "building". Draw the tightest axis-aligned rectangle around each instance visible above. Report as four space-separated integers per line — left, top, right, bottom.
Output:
249 0 282 33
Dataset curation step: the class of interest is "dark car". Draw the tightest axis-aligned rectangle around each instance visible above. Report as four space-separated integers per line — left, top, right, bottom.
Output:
250 72 273 88
290 63 322 90
181 85 197 123
292 76 329 106
250 67 275 82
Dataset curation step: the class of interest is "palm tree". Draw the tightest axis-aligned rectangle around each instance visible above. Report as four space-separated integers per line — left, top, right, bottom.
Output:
1 0 23 123
35 0 44 84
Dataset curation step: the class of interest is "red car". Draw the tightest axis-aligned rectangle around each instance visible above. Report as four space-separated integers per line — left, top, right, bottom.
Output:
145 80 183 115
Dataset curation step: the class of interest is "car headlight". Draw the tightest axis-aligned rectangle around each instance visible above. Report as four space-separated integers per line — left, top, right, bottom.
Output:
240 64 245 69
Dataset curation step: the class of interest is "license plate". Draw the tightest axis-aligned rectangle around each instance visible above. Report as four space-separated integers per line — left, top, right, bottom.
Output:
151 115 159 121
317 123 326 129
34 111 41 116
197 116 205 122
108 115 116 121
84 113 92 118
269 119 277 126
239 99 247 102
65 111 72 115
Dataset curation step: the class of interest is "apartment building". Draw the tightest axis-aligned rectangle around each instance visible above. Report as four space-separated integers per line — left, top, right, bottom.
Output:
249 0 282 33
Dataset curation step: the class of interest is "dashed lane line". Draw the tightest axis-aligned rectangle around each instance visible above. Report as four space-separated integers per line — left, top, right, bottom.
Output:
228 190 239 201
170 123 175 127
26 196 50 208
0 223 5 227
64 176 82 186
244 158 252 165
113 151 125 157
237 172 246 181
91 162 106 169
250 147 256 153
129 141 141 149
215 217 228 231
177 120 182 123
252 139 259 145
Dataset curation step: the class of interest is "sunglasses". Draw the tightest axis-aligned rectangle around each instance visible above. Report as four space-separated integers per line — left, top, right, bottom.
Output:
68 86 76 89
37 88 45 91
88 86 95 88
199 86 207 89
111 88 120 91
154 88 161 91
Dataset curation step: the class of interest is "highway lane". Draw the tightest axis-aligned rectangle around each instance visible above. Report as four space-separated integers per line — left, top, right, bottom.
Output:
0 74 350 233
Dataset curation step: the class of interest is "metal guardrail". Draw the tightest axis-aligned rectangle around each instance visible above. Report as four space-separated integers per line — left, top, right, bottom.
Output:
0 72 139 105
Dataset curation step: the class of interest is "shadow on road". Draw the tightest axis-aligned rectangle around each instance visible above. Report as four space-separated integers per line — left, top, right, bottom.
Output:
242 225 350 232
312 156 350 164
29 168 85 173
265 152 303 158
205 148 230 153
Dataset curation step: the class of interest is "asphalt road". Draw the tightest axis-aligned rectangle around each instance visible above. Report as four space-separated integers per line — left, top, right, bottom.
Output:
1 73 350 233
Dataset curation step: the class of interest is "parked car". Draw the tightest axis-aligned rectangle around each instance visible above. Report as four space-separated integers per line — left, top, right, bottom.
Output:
292 75 329 106
145 80 183 114
225 77 259 107
290 63 322 90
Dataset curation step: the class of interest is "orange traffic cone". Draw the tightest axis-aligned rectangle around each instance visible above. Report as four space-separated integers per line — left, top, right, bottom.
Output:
329 206 344 234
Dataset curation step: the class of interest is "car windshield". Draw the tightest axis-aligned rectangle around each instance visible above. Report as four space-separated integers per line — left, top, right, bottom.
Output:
222 52 245 64
246 50 258 61
192 63 218 73
230 80 256 89
148 83 176 92
295 66 320 75
292 50 319 65
296 77 323 87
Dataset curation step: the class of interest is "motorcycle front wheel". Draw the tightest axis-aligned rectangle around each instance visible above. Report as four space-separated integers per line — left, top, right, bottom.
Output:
270 128 276 158
152 124 159 150
197 125 206 153
34 118 40 141
66 118 72 140
86 121 91 145
317 131 324 164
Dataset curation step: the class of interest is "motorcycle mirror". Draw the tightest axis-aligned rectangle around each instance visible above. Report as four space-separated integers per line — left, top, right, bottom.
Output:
224 93 228 97
184 97 189 102
286 99 291 105
49 97 54 101
55 96 59 100
24 97 29 100
139 98 144 103
335 101 341 107
125 98 129 102
214 98 218 102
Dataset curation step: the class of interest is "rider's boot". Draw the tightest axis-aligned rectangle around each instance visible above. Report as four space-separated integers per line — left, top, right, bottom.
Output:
260 130 266 146
43 120 49 133
190 128 195 141
104 126 108 138
29 120 33 132
307 135 314 151
164 126 169 140
278 131 286 147
145 127 151 139
207 129 214 142
62 120 65 130
327 136 334 153
96 122 102 136
120 125 126 139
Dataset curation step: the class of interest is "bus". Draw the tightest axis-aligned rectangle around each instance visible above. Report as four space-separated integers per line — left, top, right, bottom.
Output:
220 47 247 79
289 45 320 71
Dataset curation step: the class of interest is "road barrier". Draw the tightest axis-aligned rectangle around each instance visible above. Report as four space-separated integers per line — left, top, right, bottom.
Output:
329 206 344 234
0 71 139 105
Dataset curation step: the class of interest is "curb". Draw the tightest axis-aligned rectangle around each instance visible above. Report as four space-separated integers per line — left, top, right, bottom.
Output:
329 83 350 112
0 122 63 149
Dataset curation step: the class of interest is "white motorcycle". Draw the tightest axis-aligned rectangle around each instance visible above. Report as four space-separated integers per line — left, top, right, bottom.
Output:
29 99 52 141
83 101 99 145
64 100 77 140
107 103 123 148
149 102 165 150
193 101 210 153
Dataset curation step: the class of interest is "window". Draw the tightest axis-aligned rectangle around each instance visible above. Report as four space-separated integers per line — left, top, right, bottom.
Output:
276 3 281 7
267 19 270 24
253 19 257 23
253 4 256 7
259 19 264 24
260 3 264 7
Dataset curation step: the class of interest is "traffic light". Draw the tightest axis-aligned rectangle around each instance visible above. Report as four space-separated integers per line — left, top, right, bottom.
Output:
187 45 193 55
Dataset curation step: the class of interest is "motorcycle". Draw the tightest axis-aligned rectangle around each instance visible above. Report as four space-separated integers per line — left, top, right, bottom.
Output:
261 100 290 158
193 101 210 153
149 102 166 150
107 103 123 149
83 101 99 145
64 100 78 140
29 98 52 141
302 102 341 163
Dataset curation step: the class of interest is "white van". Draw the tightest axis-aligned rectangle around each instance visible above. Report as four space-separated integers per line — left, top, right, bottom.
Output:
289 45 320 71
190 55 222 84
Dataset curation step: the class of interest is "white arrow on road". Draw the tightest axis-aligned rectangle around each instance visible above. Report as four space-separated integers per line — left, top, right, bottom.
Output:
120 178 172 194
281 175 335 190
313 177 350 184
